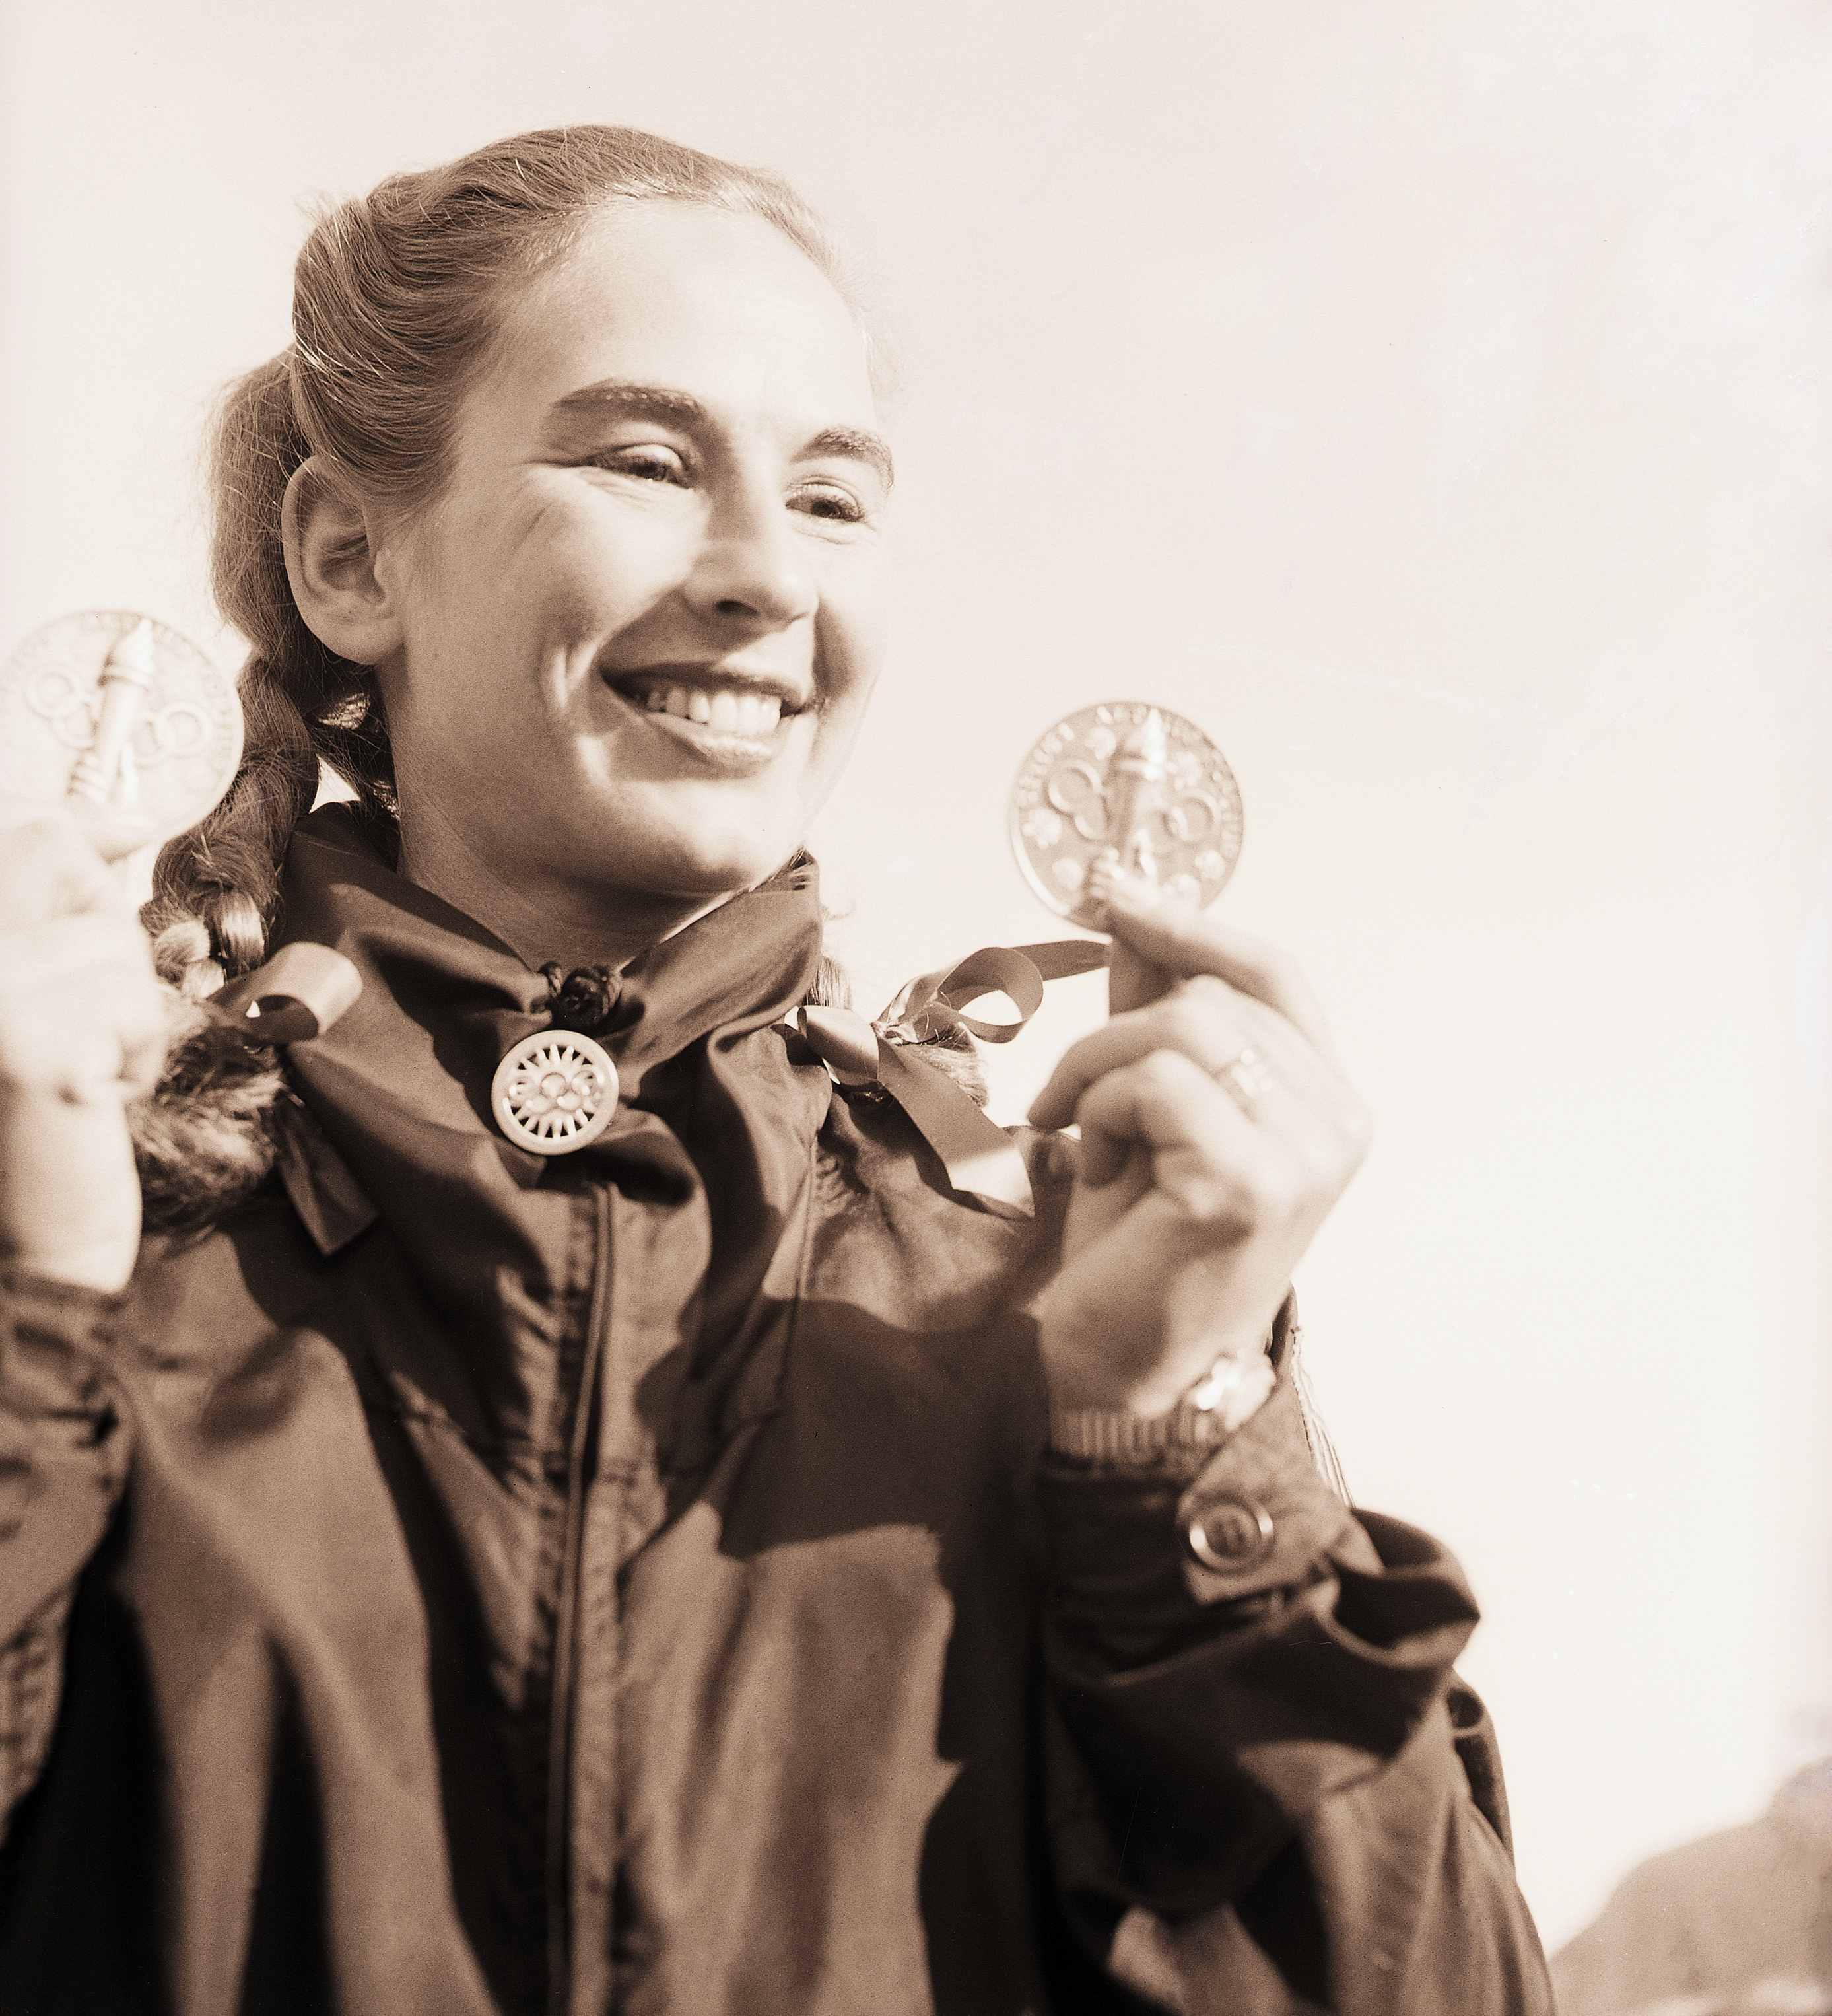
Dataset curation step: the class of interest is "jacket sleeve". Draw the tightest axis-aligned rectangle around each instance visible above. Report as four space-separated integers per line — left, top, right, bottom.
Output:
0 1272 131 1839
1037 1368 1553 2014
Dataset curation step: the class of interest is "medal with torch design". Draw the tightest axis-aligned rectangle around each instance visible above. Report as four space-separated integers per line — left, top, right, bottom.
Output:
1009 700 1243 933
1 609 243 861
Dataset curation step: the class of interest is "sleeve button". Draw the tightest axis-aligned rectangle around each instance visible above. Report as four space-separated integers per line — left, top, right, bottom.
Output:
1183 1494 1275 1571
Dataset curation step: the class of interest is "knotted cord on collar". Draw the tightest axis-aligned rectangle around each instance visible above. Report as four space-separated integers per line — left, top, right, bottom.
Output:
538 962 624 1038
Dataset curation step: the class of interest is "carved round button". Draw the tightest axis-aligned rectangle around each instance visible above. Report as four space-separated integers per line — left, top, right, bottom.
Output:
492 1031 617 1156
1183 1494 1275 1572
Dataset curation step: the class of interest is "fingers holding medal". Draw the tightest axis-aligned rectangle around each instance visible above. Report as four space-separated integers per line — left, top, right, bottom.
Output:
1011 699 1371 1412
1030 874 1370 1181
0 611 243 1290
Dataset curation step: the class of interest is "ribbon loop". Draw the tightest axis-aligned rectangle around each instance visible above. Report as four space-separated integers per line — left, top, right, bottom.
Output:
795 937 1108 1220
213 942 363 1047
880 938 1108 1046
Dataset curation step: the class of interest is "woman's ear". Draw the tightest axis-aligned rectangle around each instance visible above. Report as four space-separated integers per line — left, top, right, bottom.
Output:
281 458 403 666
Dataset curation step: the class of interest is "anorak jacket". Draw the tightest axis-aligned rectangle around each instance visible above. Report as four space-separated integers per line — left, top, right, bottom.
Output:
0 808 1551 2015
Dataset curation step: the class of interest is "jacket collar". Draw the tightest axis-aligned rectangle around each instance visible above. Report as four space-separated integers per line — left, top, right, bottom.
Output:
271 806 832 1401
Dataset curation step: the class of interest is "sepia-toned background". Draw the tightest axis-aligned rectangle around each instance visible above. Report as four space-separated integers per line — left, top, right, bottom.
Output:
3 0 1829 1956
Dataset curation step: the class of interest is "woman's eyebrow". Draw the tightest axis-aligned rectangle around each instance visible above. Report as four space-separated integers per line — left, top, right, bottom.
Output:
546 380 893 487
806 427 895 491
547 380 708 426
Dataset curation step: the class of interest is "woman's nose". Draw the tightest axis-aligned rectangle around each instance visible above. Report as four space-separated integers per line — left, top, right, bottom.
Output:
682 481 817 630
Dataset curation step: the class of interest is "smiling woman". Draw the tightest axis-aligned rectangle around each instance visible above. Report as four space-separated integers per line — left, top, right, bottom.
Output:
0 125 1552 2013
291 201 891 967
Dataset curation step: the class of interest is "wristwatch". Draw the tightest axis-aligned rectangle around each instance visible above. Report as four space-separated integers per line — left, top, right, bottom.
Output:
1048 1350 1276 1461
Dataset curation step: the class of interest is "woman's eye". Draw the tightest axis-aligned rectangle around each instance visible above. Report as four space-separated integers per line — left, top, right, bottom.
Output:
790 482 867 524
588 445 688 483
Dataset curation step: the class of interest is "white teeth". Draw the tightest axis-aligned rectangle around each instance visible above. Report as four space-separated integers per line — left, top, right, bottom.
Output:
635 682 789 730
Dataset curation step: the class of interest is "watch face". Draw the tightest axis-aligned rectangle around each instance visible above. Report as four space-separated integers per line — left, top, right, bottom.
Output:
1 610 242 861
1009 699 1243 930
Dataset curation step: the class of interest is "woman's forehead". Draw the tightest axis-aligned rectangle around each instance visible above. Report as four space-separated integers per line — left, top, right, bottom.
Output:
481 203 876 431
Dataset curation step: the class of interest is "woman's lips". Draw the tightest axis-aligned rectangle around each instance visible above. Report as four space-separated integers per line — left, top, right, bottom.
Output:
601 670 803 765
605 668 801 738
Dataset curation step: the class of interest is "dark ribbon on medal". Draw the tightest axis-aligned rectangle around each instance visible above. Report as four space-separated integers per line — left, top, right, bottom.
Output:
796 938 1108 1219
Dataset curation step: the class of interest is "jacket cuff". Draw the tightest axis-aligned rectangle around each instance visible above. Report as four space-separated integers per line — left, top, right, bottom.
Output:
1 1269 127 1327
1043 1511 1485 1914
1041 1373 1369 1644
1 1270 131 1644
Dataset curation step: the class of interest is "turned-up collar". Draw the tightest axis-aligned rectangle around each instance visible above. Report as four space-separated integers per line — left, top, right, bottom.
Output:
271 805 831 1327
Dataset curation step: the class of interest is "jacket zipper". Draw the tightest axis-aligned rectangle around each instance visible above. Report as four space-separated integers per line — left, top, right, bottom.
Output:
546 1185 613 2016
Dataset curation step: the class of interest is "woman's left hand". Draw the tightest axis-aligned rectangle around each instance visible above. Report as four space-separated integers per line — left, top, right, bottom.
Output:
1028 870 1373 1417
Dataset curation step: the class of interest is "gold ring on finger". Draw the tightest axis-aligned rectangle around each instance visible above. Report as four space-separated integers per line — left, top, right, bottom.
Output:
1214 1045 1274 1117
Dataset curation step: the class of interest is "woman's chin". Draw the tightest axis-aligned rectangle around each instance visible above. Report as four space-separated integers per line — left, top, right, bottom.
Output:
590 809 810 901
598 843 800 911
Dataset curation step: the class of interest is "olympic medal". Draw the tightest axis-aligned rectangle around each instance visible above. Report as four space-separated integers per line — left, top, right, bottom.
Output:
1009 700 1243 930
0 610 243 861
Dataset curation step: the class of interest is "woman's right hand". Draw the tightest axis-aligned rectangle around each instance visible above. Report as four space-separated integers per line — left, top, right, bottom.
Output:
0 810 170 1292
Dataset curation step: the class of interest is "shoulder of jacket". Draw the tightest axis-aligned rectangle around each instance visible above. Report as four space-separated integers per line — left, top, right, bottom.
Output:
123 1185 341 1370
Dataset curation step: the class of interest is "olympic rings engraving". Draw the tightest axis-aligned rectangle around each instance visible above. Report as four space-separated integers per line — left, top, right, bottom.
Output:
1042 754 1221 851
25 667 212 765
1009 700 1244 930
1046 760 1110 841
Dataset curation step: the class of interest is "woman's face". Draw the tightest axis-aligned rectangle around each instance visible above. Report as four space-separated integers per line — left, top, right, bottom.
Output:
370 201 890 940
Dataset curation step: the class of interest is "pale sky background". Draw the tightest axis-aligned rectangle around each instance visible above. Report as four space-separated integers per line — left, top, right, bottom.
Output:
4 0 1831 1961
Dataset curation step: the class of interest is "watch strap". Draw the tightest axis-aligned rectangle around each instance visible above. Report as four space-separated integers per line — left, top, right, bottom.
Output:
1048 1350 1276 1460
